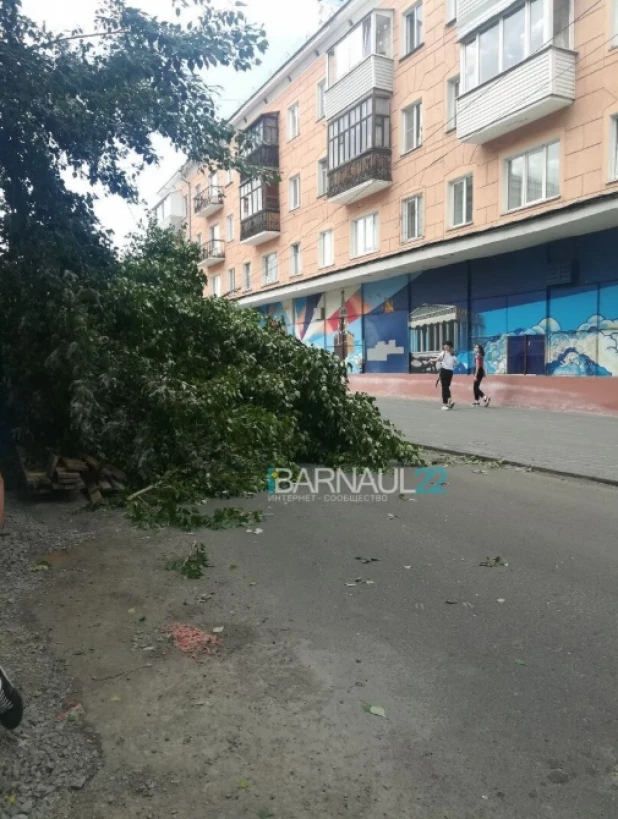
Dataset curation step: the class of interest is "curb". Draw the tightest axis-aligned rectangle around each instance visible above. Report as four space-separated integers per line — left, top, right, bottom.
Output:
420 445 618 489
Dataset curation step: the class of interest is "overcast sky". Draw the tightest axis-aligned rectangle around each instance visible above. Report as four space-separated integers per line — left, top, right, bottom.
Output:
21 0 320 244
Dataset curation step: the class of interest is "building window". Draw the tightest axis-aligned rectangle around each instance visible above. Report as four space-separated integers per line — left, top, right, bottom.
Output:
208 170 218 193
226 169 233 186
183 195 188 217
209 223 220 243
402 101 422 153
289 175 301 210
288 103 300 139
195 231 202 247
447 76 459 131
328 95 390 171
318 158 328 196
194 183 201 212
401 195 423 241
243 262 251 290
609 114 618 180
446 0 457 23
318 230 334 267
212 275 221 297
462 0 568 92
226 214 234 241
317 79 326 119
449 175 473 227
262 252 278 285
240 177 263 218
403 2 423 55
290 243 302 276
352 213 378 257
506 142 560 210
327 11 393 85
228 268 235 294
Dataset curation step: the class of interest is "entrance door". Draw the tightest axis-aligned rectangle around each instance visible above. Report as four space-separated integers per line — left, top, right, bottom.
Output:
507 335 546 374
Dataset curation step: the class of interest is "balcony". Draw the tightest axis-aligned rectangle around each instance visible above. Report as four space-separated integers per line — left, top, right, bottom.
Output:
327 148 392 205
155 191 185 231
194 187 225 217
198 239 225 268
243 143 279 173
240 210 281 246
456 46 576 144
324 54 394 122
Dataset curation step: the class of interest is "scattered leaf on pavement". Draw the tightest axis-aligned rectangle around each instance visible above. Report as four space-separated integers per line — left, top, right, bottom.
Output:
362 703 386 718
30 559 52 572
257 810 274 819
238 778 251 789
404 565 412 570
229 563 239 570
249 582 257 586
445 600 458 605
480 556 507 567
355 556 379 564
138 616 146 623
254 528 263 534
110 696 121 702
497 598 506 604
128 608 136 614
514 659 527 666
212 626 224 634
365 580 375 585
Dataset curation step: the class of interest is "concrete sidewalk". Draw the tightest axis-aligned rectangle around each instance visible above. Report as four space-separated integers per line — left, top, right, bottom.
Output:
377 397 618 483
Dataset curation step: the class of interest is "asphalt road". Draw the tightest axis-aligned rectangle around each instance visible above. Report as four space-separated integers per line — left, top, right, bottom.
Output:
212 464 618 818
376 397 618 482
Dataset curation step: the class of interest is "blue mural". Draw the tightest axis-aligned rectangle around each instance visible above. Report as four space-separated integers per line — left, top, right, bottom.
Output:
254 227 618 377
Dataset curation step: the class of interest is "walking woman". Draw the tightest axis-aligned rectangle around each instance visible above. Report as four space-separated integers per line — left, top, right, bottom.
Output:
432 341 457 410
472 344 491 407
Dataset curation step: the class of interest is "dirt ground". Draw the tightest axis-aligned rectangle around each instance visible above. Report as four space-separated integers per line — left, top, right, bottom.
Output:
1 494 409 819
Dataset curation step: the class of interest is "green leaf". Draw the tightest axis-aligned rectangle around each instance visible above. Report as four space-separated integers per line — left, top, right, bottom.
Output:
238 778 251 789
362 703 386 718
514 659 527 666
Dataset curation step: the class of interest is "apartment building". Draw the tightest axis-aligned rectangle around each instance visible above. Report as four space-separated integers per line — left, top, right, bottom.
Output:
153 0 618 406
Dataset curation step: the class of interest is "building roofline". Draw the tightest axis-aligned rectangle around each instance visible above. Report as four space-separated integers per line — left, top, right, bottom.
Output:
229 0 375 128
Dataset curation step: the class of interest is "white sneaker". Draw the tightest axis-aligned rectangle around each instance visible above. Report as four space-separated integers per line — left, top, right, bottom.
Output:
484 396 491 408
441 405 450 411
448 399 455 409
472 401 480 406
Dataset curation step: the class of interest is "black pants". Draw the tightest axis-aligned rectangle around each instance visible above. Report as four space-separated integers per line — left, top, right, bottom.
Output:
473 370 485 401
439 369 453 404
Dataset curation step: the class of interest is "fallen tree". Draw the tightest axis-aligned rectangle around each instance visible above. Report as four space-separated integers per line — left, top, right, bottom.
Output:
1 228 421 526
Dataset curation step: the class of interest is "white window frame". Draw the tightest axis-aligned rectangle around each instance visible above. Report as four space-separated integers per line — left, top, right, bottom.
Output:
351 212 379 258
446 76 459 131
504 141 560 211
316 79 326 119
262 252 278 285
195 231 202 247
461 0 572 93
317 158 328 197
402 2 424 56
609 113 618 182
225 169 233 186
225 213 234 242
228 267 235 294
288 102 300 140
212 275 221 297
401 101 422 154
290 242 302 276
401 194 423 242
326 11 394 86
446 0 457 24
449 174 474 227
318 229 334 268
243 261 252 291
289 174 301 211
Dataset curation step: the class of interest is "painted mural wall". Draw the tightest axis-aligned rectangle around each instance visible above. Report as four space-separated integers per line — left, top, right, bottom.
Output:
255 228 618 377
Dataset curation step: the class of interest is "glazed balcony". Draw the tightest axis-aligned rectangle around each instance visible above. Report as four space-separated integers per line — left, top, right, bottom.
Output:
240 209 281 246
324 54 394 121
456 46 576 144
327 148 392 205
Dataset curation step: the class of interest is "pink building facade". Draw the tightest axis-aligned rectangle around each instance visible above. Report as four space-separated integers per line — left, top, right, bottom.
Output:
154 0 618 412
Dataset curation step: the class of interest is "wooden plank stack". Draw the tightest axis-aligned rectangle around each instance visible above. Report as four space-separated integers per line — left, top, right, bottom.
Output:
17 448 127 504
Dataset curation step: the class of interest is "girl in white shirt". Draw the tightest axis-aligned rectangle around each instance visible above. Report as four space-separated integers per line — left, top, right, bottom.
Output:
432 341 457 410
